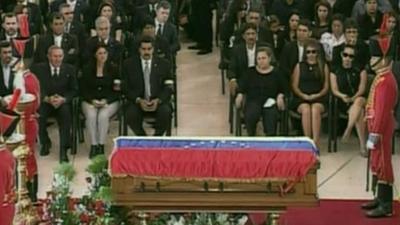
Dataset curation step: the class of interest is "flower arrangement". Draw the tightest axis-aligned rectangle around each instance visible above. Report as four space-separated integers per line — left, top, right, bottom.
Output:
38 156 128 225
36 157 249 225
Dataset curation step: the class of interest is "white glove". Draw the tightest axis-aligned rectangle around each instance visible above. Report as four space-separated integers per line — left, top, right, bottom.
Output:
366 133 380 150
366 139 375 150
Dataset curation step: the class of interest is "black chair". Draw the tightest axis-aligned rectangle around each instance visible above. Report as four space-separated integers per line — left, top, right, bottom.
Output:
234 96 288 136
327 95 347 153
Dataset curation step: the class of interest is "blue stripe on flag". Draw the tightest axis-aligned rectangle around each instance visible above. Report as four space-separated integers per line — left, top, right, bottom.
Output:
115 138 318 154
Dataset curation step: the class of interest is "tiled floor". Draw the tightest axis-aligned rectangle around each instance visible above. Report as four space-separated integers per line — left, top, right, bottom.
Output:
36 42 400 201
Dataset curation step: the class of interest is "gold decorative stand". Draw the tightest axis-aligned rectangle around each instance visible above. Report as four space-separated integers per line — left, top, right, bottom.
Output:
5 93 40 225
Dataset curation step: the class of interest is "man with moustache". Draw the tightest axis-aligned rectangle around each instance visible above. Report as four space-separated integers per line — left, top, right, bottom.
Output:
122 35 173 136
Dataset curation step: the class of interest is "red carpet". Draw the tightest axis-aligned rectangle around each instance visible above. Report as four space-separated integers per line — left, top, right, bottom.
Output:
249 200 400 225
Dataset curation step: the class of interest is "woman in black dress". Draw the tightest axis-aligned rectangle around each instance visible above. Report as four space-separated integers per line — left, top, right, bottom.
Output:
80 44 120 158
291 38 329 147
236 46 286 136
312 0 332 39
330 45 367 155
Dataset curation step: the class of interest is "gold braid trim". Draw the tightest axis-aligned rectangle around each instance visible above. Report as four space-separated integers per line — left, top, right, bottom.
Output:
111 174 305 183
366 75 385 109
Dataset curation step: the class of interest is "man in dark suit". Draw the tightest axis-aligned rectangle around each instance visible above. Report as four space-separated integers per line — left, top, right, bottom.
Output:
31 45 78 163
228 23 270 96
0 41 15 100
279 19 313 81
154 0 180 55
59 3 87 61
0 12 34 62
129 17 171 61
190 0 214 54
122 35 173 136
50 0 89 25
133 0 160 34
82 16 123 68
6 0 43 35
232 8 273 46
34 12 79 66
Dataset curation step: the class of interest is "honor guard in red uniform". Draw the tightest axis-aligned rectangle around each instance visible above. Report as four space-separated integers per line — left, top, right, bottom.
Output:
13 61 41 203
361 13 399 218
0 90 21 225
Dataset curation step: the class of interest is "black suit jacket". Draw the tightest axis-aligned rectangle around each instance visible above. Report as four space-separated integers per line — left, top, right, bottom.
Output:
0 62 14 97
80 62 120 103
34 33 79 66
30 62 78 103
0 32 35 59
227 41 270 81
83 36 124 67
279 41 300 79
67 20 88 54
133 4 156 33
159 22 180 54
122 56 173 104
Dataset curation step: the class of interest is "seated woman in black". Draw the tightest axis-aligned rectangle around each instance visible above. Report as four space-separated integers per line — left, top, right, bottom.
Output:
80 44 120 158
330 45 367 155
291 38 329 147
235 46 286 136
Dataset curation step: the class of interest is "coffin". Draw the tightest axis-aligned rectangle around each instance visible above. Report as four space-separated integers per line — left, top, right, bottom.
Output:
110 137 319 211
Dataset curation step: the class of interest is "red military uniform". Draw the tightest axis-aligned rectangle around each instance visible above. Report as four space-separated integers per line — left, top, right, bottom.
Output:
362 14 398 218
0 90 21 225
366 70 398 183
0 145 16 225
22 70 40 182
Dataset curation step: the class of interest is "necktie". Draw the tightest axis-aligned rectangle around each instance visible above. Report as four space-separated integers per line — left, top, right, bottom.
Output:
144 61 151 100
53 67 58 77
157 24 162 36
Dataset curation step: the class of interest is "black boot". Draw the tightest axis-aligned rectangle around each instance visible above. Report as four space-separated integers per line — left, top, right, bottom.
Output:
361 175 379 210
366 184 393 218
98 144 104 155
60 148 69 163
89 145 97 159
26 175 38 203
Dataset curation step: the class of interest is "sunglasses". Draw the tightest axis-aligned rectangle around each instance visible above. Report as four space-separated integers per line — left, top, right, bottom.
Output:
306 49 317 54
342 52 355 59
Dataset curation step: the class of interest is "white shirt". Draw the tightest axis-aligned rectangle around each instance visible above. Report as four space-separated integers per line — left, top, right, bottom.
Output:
50 64 60 76
54 34 63 47
2 63 11 88
5 33 18 42
297 42 304 62
246 45 256 67
155 19 164 35
320 32 346 61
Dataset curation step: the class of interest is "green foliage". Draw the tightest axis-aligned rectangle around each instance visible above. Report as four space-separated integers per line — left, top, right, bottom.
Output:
54 163 76 181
